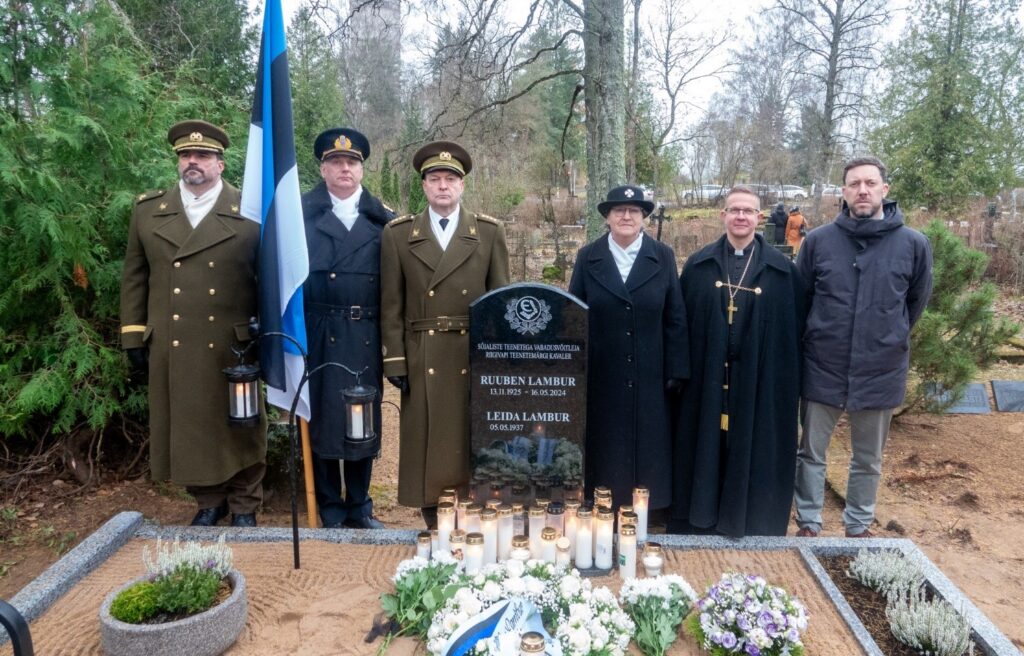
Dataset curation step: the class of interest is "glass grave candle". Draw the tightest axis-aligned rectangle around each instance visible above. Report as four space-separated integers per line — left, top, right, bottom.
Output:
441 487 459 504
564 500 580 554
485 499 502 511
546 501 565 535
511 485 529 505
620 510 638 530
437 502 456 552
555 537 571 568
449 529 466 569
520 631 545 655
541 527 558 563
618 505 634 529
438 491 456 507
490 483 504 502
535 497 551 511
575 506 593 569
594 507 615 569
633 485 650 542
497 505 514 561
528 505 546 559
416 531 431 559
465 503 483 534
511 502 526 537
480 507 497 564
430 529 439 555
618 524 637 580
510 535 531 562
642 542 664 577
465 532 484 574
456 499 472 530
563 482 583 504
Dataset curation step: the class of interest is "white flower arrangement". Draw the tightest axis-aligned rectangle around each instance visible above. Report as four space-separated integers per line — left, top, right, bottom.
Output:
886 588 975 656
684 573 808 656
142 534 233 579
423 559 633 656
619 575 698 656
847 549 926 600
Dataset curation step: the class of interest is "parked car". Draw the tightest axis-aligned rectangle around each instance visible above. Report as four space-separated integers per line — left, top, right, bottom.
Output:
683 184 728 202
820 184 843 197
776 185 808 200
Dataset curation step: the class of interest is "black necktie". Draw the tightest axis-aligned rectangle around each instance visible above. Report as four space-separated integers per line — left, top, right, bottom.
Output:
439 217 449 231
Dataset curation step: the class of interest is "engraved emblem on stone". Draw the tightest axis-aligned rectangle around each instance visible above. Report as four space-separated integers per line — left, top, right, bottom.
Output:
505 296 552 335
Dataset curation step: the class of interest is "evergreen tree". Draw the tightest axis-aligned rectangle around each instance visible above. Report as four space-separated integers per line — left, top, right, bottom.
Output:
871 0 1021 213
904 221 1018 414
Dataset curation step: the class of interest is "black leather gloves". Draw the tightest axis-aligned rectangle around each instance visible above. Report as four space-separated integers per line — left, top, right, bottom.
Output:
386 375 409 394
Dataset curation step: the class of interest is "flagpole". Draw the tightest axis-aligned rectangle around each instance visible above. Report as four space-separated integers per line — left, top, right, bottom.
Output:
299 418 318 528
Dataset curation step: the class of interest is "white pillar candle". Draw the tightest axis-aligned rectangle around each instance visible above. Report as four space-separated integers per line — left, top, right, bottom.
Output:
546 501 565 535
430 529 439 555
497 505 514 561
643 542 663 577
618 524 637 580
465 503 482 534
457 499 471 530
511 502 526 537
555 537 571 568
633 486 649 543
564 501 580 554
541 527 557 564
441 487 459 505
480 508 497 564
416 531 432 559
594 508 614 569
528 506 546 559
437 503 456 552
449 529 466 570
594 486 612 511
465 533 484 574
510 535 531 562
575 507 593 569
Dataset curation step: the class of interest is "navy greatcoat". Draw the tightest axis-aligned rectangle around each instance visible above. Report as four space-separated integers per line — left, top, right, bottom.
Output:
568 233 689 509
302 182 393 460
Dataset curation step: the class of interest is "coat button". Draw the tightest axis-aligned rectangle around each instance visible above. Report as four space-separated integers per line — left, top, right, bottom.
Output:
460 329 466 335
626 354 634 362
626 330 633 336
173 287 181 294
208 315 215 322
428 330 435 336
625 303 632 311
461 369 467 375
172 340 180 347
369 277 374 282
428 290 435 297
208 261 215 268
172 314 180 321
329 272 337 280
208 343 214 349
209 288 216 295
428 368 435 375
626 380 634 388
462 289 468 295
364 340 370 346
173 261 181 268
330 337 336 343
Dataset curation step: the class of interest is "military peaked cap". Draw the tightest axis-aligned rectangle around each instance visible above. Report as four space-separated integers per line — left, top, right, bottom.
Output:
167 120 229 154
315 127 370 162
413 141 472 177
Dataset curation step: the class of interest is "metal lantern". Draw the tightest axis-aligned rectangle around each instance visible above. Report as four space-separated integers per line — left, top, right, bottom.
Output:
224 362 261 427
342 382 377 442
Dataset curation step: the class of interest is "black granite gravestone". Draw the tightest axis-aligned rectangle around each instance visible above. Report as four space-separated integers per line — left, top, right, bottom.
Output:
469 283 587 504
991 380 1024 412
925 382 991 414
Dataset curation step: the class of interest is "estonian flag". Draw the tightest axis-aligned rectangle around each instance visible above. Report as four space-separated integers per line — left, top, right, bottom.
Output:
240 0 310 419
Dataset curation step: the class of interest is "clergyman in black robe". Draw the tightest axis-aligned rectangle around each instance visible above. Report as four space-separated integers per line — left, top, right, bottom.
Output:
670 185 807 537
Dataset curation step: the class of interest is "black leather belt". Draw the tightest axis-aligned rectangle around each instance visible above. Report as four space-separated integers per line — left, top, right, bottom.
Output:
306 303 378 320
408 315 470 331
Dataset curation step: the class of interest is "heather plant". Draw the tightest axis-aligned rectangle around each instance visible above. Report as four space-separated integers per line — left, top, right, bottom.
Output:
847 549 926 600
886 589 974 656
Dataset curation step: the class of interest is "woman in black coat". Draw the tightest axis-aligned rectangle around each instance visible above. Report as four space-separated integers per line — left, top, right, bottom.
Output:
568 185 689 510
302 128 394 528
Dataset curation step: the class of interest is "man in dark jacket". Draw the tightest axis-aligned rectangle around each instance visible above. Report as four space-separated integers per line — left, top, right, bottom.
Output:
302 128 393 529
769 202 788 244
671 185 806 537
794 156 932 538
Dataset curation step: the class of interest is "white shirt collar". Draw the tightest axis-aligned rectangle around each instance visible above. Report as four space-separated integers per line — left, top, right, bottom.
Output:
179 179 223 228
608 232 644 283
330 186 362 230
428 205 460 251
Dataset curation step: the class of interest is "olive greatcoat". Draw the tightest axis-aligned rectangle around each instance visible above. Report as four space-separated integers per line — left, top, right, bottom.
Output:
381 207 510 507
120 183 266 486
568 233 689 509
302 182 393 460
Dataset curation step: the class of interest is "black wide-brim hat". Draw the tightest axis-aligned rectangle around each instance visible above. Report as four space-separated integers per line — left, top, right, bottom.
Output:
315 127 370 162
597 185 654 217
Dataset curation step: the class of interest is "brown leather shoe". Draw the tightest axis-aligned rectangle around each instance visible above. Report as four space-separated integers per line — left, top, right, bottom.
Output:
845 528 874 538
795 526 818 537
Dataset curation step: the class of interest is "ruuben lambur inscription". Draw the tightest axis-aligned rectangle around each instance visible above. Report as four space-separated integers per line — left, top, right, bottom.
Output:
469 283 587 503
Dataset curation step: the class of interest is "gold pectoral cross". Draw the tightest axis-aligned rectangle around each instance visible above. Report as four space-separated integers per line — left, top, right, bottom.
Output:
726 301 739 325
715 280 763 326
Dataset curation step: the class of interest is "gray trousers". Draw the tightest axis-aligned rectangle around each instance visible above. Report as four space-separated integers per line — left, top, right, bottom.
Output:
794 401 893 534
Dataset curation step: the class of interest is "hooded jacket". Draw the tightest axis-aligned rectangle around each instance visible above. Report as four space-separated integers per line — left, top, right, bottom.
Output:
797 200 932 411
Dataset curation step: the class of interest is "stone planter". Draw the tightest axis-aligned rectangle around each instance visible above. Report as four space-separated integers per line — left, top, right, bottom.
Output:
98 570 247 656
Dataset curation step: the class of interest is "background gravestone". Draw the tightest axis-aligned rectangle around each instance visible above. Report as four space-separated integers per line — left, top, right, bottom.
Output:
991 380 1024 412
925 382 991 414
469 283 587 503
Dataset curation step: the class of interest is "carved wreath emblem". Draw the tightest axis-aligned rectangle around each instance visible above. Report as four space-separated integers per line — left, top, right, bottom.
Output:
505 296 552 336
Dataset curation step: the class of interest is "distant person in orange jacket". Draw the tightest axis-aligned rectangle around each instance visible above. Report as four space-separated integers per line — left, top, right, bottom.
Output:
786 206 807 252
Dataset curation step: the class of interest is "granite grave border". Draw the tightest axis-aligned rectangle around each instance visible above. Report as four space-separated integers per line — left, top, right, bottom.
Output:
2 512 1019 654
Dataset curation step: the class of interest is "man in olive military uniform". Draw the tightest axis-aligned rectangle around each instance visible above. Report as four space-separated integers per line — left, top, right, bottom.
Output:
381 141 510 527
120 120 266 527
302 127 393 529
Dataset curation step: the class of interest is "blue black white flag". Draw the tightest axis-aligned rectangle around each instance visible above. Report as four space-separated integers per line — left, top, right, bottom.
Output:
240 0 310 419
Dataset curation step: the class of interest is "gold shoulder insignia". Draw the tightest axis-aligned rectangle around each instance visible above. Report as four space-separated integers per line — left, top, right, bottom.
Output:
477 213 501 225
390 214 414 225
382 203 395 214
135 189 166 204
